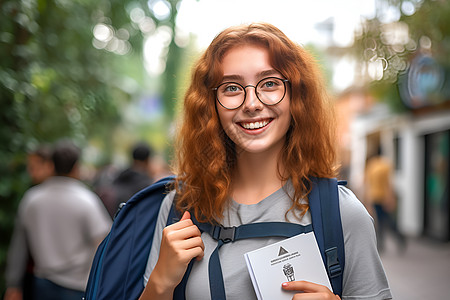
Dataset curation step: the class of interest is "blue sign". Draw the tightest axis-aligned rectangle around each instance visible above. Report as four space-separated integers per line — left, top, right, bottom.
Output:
399 54 450 109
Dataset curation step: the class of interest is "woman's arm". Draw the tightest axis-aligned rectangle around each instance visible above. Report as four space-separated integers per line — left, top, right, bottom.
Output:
139 211 204 300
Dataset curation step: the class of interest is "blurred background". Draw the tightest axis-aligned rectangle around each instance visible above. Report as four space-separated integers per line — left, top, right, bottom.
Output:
1 0 449 298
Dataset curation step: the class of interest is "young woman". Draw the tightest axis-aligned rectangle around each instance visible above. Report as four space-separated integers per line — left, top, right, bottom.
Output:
140 23 392 300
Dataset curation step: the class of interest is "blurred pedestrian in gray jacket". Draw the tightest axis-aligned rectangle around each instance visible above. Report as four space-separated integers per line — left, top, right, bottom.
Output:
4 140 111 300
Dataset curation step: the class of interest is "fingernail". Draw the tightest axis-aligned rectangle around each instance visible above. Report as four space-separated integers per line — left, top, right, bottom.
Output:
282 282 288 287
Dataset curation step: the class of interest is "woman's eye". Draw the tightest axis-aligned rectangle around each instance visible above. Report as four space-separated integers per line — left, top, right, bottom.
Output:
261 80 279 89
224 84 241 93
264 81 275 88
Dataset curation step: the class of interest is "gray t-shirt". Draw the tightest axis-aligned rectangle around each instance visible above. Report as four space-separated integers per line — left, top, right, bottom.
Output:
144 181 392 300
6 177 112 291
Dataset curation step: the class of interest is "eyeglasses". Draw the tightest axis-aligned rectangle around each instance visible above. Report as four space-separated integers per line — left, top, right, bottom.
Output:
213 77 289 110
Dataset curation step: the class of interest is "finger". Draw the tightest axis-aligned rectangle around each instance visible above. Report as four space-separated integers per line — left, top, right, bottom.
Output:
167 224 202 242
180 210 191 221
175 211 193 228
291 294 338 300
291 294 340 300
174 235 204 251
165 214 194 231
184 235 205 250
174 234 205 261
184 246 205 262
170 245 205 265
169 238 204 263
282 281 331 293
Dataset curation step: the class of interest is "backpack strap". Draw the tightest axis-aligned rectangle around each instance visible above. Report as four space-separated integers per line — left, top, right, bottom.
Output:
309 177 345 296
197 222 313 300
167 203 313 300
168 177 345 299
166 201 194 300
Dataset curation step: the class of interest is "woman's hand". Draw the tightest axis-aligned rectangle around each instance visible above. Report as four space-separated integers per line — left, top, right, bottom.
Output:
156 211 205 284
282 281 341 300
140 211 204 300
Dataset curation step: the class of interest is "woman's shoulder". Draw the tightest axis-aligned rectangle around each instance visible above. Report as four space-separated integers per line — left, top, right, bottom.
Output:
338 185 374 228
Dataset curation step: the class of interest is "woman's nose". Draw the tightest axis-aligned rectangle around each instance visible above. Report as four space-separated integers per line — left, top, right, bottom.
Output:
242 85 263 112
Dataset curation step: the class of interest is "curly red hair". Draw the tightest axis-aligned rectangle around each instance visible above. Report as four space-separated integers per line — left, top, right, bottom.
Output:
174 23 337 223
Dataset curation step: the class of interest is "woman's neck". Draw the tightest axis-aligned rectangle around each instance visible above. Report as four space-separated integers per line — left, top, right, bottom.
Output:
232 148 287 205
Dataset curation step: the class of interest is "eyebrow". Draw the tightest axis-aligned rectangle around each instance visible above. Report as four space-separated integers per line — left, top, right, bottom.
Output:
221 69 281 83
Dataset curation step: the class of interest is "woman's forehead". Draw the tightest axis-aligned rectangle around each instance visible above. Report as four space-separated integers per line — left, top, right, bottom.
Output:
220 45 276 80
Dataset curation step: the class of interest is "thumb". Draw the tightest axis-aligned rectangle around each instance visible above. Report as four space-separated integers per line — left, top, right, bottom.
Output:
180 211 191 221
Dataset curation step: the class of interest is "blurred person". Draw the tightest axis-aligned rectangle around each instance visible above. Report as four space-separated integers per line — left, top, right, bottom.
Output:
4 140 112 300
26 145 55 185
3 145 55 300
140 23 392 300
111 142 154 217
365 147 406 253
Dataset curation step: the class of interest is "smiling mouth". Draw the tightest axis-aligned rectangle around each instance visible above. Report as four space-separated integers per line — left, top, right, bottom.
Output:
239 119 272 130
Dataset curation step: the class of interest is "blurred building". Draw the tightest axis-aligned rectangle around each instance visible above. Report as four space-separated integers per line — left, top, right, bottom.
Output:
337 55 450 242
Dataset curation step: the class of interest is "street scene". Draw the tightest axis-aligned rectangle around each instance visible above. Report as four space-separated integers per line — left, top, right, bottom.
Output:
1 0 449 299
381 236 450 300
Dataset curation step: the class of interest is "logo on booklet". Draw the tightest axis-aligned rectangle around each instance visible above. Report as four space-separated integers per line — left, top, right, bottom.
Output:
283 263 295 281
278 246 289 256
270 246 301 267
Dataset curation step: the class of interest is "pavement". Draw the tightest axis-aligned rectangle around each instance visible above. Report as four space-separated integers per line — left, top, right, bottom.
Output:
379 235 450 300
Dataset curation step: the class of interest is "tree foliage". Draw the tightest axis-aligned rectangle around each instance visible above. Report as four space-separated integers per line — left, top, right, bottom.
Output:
353 0 450 111
0 0 184 292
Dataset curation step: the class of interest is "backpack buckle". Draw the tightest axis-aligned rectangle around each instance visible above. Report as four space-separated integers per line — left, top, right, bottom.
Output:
212 226 236 243
325 247 342 278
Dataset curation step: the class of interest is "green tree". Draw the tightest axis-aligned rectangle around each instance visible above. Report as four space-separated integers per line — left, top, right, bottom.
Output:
353 0 450 111
0 0 186 292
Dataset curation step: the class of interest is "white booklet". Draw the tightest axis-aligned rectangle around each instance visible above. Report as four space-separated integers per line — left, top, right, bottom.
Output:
244 232 332 300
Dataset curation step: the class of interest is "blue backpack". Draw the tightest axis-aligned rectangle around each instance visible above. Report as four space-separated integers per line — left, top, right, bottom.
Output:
84 176 345 300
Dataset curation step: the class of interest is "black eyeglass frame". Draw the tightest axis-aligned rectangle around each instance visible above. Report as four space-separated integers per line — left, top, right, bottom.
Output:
213 77 290 110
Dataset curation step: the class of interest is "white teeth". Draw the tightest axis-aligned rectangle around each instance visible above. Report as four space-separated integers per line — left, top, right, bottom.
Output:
242 120 269 129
